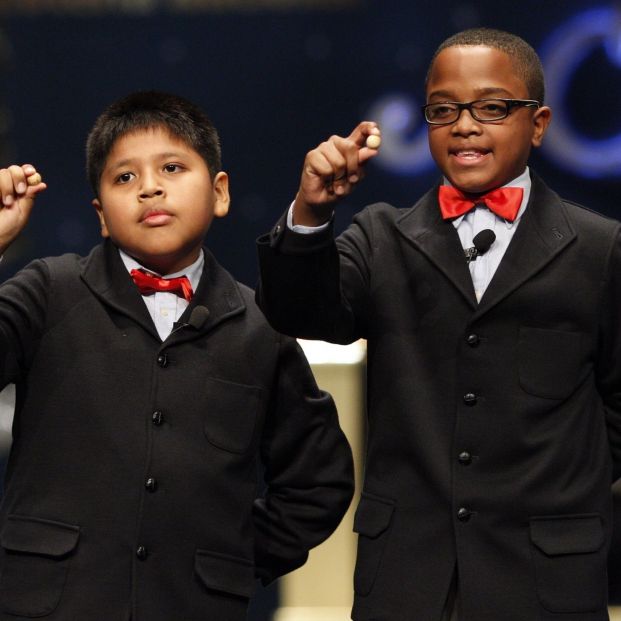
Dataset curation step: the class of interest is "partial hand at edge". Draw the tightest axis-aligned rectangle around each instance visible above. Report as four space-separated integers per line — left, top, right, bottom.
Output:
0 164 47 255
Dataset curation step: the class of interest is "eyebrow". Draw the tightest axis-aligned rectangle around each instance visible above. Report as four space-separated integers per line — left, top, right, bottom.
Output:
108 152 187 172
427 87 514 101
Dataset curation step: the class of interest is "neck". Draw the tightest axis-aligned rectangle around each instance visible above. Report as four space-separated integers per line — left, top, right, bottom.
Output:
124 250 201 277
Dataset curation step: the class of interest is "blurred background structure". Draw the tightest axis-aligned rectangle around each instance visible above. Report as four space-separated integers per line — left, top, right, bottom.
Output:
0 0 620 618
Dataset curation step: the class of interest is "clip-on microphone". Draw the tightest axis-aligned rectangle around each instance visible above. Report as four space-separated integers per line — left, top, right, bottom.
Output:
464 229 496 264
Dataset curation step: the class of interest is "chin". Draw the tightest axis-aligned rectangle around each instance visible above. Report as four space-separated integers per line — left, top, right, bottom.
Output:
449 174 499 195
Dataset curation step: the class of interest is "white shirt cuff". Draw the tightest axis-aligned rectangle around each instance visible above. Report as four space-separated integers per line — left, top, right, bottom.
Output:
287 202 331 234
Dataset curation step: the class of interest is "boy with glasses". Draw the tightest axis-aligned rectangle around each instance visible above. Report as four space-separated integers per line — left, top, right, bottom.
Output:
256 27 620 620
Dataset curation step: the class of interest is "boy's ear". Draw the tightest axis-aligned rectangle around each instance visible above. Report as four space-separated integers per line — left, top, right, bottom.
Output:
212 171 230 218
531 105 552 148
92 198 110 238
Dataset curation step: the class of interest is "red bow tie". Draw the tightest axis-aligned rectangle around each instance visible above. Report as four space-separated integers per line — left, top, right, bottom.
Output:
130 269 193 302
438 186 524 222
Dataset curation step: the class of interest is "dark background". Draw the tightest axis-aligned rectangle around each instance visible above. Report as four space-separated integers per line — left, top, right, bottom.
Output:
0 0 620 617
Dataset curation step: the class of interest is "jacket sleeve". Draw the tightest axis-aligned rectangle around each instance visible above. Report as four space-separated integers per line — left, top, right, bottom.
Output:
252 334 354 584
255 207 375 344
0 259 50 387
596 227 621 482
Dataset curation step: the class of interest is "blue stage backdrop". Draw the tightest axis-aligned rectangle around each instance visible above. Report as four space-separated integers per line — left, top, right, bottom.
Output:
0 1 620 618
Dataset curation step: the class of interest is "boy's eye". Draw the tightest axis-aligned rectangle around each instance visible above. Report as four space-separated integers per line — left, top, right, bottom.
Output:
432 104 457 118
164 163 183 173
473 100 508 119
480 102 503 112
116 172 135 184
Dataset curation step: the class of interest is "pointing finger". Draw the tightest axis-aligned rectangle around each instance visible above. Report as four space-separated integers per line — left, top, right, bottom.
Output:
347 121 379 147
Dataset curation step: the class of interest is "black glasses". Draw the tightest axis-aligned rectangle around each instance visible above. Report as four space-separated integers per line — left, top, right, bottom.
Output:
422 98 540 125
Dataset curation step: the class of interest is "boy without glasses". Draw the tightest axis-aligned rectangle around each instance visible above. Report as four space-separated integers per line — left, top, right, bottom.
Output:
0 91 353 621
257 28 621 620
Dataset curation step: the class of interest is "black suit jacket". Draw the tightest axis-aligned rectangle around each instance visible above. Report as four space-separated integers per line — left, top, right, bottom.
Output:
257 174 621 621
0 239 354 621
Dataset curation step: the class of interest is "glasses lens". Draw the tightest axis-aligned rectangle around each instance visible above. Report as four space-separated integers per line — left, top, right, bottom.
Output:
471 99 509 121
425 103 458 124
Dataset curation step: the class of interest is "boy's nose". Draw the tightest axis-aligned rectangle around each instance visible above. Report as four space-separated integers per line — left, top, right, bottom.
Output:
138 177 165 199
139 187 164 199
451 108 482 135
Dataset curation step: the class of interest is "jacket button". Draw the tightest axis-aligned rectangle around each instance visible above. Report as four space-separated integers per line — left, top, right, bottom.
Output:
152 411 163 426
136 546 148 560
458 451 472 465
457 507 471 522
157 354 168 368
466 334 479 347
145 477 157 492
463 392 477 405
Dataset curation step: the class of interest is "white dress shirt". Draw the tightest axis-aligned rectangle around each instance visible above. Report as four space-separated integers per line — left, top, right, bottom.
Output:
119 249 204 341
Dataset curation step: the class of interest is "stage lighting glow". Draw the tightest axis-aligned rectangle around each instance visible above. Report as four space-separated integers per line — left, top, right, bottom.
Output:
365 93 433 176
541 6 621 178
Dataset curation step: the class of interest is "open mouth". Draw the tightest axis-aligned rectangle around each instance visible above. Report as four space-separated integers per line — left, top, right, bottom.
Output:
451 148 490 161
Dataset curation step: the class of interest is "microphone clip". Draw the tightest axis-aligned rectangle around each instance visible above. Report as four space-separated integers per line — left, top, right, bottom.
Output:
464 247 479 263
169 305 210 338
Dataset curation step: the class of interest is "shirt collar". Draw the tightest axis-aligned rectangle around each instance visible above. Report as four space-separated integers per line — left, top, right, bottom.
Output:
119 248 204 292
445 167 532 228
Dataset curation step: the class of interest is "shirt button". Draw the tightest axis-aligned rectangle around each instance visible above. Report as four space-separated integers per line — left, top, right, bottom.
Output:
136 546 148 560
463 393 477 405
145 477 158 492
457 507 471 522
152 411 163 426
466 334 480 347
458 451 472 465
157 354 168 368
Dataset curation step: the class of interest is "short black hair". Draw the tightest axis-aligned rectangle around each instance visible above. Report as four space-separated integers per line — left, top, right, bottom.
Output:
86 91 221 195
426 28 545 104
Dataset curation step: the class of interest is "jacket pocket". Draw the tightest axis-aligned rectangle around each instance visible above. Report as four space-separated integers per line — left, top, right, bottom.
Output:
203 378 264 454
0 514 80 618
518 327 585 399
352 492 395 596
529 514 607 613
194 549 255 599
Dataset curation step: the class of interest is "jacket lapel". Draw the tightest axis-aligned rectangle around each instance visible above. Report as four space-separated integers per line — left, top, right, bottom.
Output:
80 241 246 343
396 184 478 309
80 240 159 338
168 249 246 345
474 174 576 318
394 176 577 316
